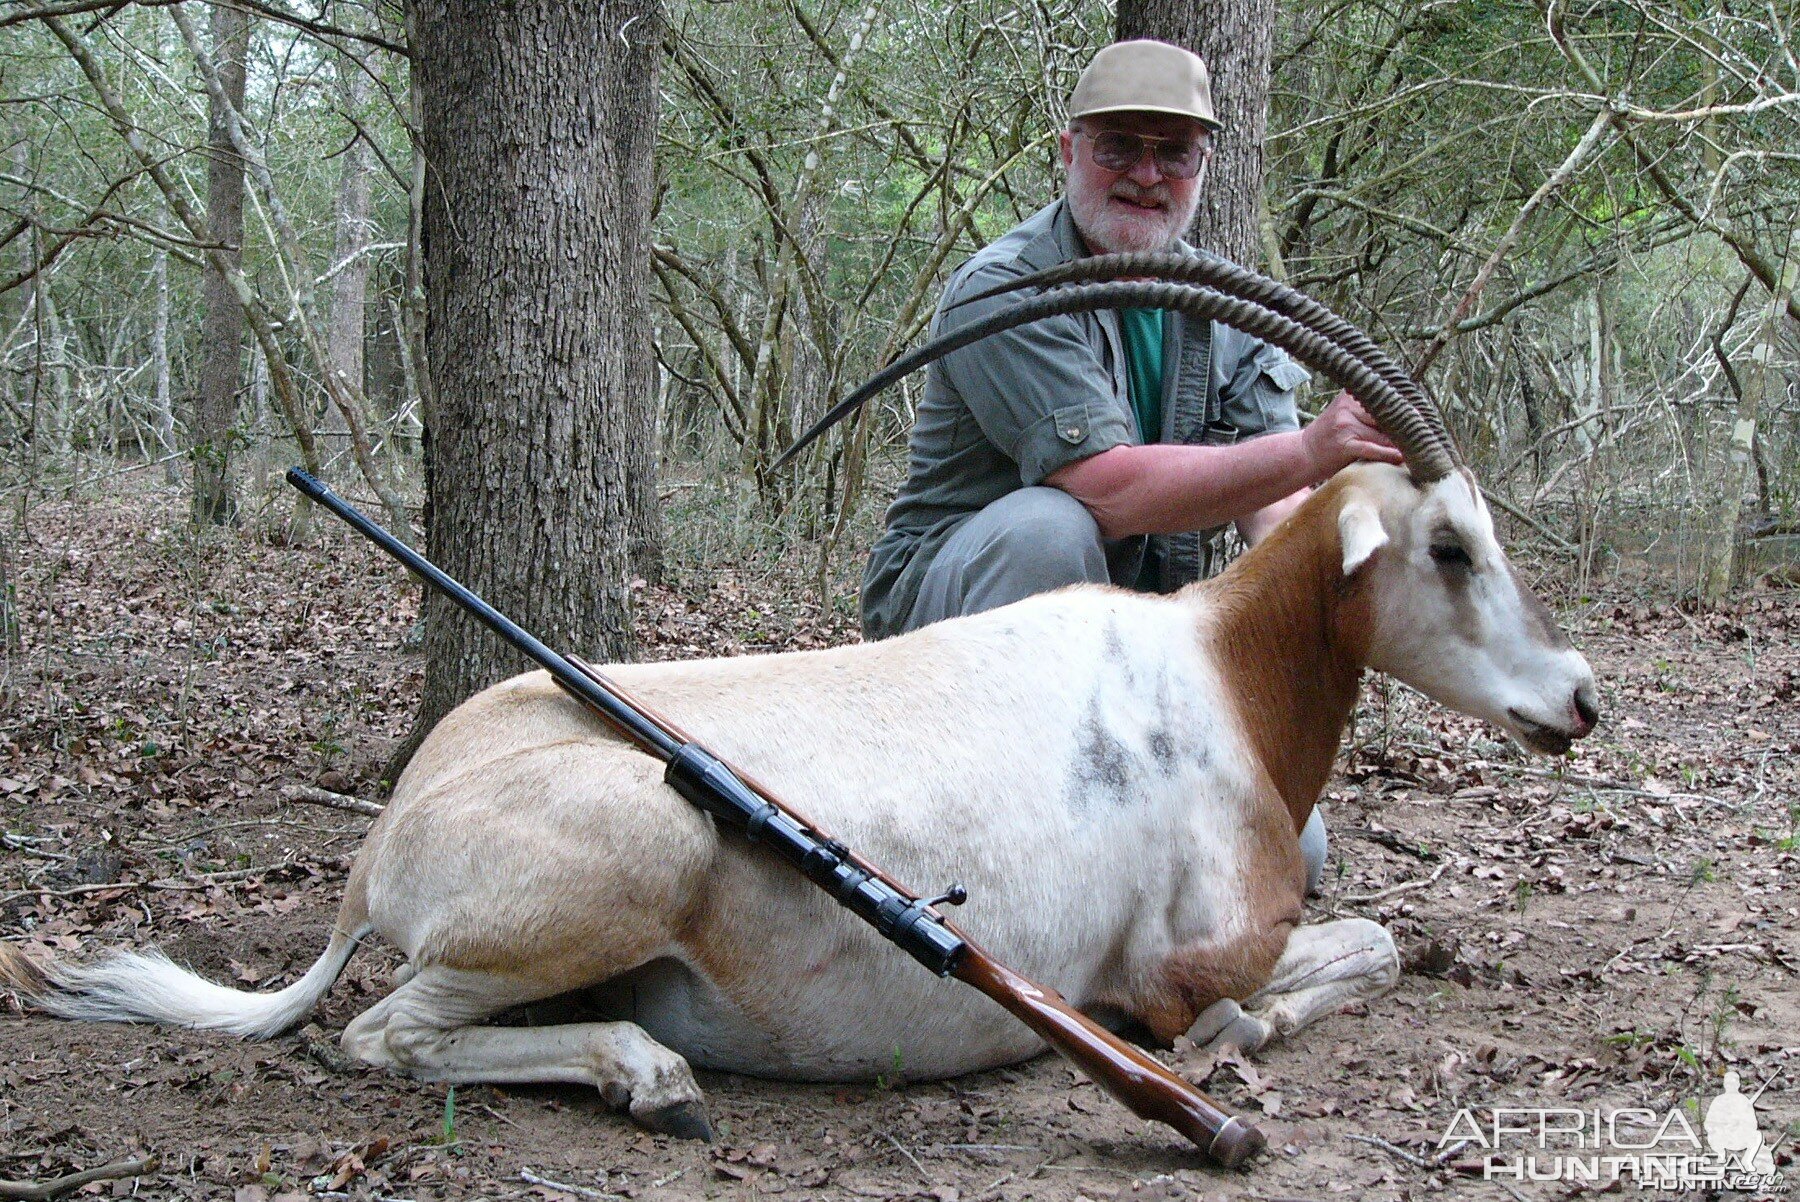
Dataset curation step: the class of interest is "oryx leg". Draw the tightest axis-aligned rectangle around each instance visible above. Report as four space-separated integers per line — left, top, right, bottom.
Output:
1188 919 1398 1052
341 966 712 1140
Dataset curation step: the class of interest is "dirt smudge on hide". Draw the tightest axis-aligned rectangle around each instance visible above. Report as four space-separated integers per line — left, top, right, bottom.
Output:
1141 667 1187 777
1147 726 1177 773
1064 696 1135 812
1064 648 1200 813
1101 615 1139 692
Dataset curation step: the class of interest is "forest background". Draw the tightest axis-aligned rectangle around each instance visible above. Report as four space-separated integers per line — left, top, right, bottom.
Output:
3 0 1796 650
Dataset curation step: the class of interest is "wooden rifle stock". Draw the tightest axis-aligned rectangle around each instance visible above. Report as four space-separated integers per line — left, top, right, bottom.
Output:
286 467 1264 1169
952 949 1263 1167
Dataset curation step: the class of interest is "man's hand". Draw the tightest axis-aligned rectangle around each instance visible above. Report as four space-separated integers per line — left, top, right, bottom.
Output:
1300 392 1404 476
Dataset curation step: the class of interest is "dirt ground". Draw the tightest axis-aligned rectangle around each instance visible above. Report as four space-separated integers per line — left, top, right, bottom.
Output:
2 473 1796 1202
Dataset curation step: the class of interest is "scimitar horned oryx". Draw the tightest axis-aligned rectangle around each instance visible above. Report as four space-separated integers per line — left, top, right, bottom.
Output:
1 251 1597 1151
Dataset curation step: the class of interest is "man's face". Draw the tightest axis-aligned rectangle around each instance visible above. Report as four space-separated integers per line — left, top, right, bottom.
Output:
1060 111 1211 255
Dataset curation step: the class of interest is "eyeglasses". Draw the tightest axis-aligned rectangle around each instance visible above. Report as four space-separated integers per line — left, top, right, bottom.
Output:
1078 129 1209 180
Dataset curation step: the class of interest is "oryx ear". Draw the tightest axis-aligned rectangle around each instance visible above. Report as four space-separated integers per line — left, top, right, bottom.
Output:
1338 498 1389 576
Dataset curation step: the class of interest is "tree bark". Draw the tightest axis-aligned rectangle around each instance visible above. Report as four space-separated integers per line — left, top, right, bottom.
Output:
30 267 72 460
1117 0 1275 268
0 527 17 654
193 1 248 526
151 248 179 482
397 0 661 770
322 50 374 461
1699 248 1798 605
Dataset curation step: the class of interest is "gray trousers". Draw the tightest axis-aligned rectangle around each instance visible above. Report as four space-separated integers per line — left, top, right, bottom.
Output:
902 487 1330 893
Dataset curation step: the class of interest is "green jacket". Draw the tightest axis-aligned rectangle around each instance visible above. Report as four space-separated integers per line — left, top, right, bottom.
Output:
861 200 1310 641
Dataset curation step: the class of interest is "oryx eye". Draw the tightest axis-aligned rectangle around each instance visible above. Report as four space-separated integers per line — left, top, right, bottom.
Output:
1430 543 1472 569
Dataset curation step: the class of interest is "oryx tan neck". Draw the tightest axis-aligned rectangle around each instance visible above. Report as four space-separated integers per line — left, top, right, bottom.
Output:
1203 480 1370 835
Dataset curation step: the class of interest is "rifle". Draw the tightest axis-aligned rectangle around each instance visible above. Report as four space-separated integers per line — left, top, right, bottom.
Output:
286 467 1265 1169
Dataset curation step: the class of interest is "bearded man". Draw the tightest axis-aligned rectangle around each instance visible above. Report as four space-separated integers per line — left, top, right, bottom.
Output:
860 40 1404 891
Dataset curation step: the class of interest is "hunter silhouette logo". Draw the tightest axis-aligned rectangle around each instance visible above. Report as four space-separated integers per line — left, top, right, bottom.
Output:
1704 1072 1778 1179
1437 1074 1784 1191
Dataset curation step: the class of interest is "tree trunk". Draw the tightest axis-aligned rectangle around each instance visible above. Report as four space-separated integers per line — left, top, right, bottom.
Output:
172 2 409 538
386 294 425 454
151 249 179 483
401 36 433 450
1699 250 1798 605
193 1 248 525
10 142 64 477
1117 0 1275 268
1578 285 1601 451
0 526 17 655
322 51 375 466
44 9 320 539
741 2 880 495
397 0 661 769
32 271 72 460
248 340 271 498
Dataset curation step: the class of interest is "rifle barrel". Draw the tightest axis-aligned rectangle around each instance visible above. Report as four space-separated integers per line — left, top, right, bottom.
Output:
284 468 680 761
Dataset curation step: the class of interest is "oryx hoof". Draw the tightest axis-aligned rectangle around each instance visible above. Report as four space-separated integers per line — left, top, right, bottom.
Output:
636 1098 715 1142
1185 998 1272 1053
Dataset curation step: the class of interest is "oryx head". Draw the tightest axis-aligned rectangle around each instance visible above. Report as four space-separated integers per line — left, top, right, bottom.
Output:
1337 465 1598 754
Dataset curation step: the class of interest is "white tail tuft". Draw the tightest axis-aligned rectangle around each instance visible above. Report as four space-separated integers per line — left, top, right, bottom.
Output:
32 926 370 1039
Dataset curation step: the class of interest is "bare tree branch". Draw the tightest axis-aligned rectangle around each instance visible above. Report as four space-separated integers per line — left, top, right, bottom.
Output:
0 1157 157 1202
1 0 407 56
1415 107 1615 374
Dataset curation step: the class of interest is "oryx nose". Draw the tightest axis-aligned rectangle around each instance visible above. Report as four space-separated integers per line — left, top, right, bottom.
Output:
1571 682 1599 735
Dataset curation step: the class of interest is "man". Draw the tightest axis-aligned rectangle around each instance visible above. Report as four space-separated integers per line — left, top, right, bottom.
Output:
861 40 1402 889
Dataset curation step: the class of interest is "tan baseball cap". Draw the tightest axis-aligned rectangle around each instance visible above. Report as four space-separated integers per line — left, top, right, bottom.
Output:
1068 40 1221 131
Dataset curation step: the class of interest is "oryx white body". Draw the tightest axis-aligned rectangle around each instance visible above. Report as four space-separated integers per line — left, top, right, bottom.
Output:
359 586 1263 1082
2 465 1597 1138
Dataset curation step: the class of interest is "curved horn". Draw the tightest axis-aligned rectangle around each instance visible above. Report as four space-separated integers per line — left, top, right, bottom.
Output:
775 281 1458 481
948 251 1456 461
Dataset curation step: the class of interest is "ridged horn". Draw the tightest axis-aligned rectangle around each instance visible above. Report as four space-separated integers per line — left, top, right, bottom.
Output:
775 281 1459 482
947 251 1457 465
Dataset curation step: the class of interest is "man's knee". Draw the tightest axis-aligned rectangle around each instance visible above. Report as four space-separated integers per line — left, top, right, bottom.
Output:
969 487 1105 572
902 488 1108 632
